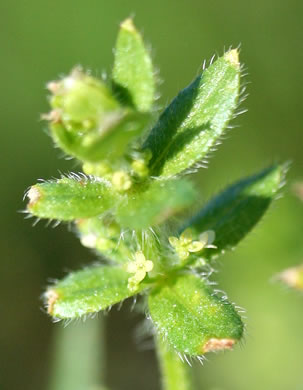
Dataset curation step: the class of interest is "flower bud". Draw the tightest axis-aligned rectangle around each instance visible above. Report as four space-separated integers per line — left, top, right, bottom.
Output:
48 68 119 133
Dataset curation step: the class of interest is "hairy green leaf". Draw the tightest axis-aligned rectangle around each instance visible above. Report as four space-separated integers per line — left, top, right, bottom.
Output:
183 164 287 258
143 50 240 178
112 18 155 112
46 266 146 319
27 176 117 221
116 179 196 229
149 273 243 356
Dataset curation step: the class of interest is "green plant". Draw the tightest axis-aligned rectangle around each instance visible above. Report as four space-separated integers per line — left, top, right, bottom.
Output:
25 18 286 389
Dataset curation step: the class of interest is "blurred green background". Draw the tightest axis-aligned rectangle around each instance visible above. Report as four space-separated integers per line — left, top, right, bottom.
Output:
1 0 303 389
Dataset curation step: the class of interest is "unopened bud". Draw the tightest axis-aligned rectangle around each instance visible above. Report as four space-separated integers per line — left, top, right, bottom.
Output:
48 68 119 133
131 159 149 177
112 171 132 191
83 162 112 177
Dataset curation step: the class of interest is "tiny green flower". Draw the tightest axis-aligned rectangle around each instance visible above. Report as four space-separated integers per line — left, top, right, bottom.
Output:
80 233 97 248
126 251 154 291
131 159 149 178
112 171 132 191
81 232 116 252
82 162 112 177
96 237 116 251
131 149 152 178
169 229 216 261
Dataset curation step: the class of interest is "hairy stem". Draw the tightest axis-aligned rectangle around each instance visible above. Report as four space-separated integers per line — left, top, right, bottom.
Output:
156 336 194 390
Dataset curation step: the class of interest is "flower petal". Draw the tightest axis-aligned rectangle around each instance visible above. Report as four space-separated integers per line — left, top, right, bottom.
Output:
126 262 138 273
135 269 147 282
169 236 179 247
206 230 216 245
199 232 209 246
134 251 146 264
188 241 204 253
180 228 193 244
145 260 154 272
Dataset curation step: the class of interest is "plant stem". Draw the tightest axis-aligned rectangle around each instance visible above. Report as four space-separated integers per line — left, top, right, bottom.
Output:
48 316 105 390
156 335 194 390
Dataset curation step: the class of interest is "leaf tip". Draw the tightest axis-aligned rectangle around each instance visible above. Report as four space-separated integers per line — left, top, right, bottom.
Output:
120 18 136 32
202 338 236 353
224 49 240 68
27 186 41 207
45 289 60 316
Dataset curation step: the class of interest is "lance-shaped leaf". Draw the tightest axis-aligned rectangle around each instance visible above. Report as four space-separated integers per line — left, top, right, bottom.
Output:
27 175 117 221
116 179 196 229
50 110 150 164
143 50 240 178
148 273 243 356
45 266 146 319
182 164 287 259
112 18 155 112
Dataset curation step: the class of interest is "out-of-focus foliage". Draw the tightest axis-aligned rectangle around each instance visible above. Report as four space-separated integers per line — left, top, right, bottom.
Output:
277 183 303 291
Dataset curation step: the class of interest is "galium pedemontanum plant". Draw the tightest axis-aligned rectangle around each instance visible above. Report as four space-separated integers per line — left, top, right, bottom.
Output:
25 18 287 389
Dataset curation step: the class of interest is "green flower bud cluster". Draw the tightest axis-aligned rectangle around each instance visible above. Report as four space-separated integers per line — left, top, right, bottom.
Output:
25 18 287 365
47 68 119 131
